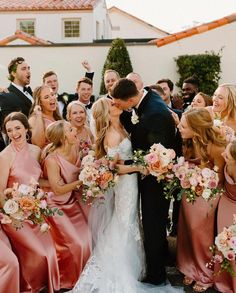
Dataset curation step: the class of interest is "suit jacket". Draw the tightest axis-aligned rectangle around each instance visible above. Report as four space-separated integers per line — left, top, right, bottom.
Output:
0 84 32 127
60 71 95 119
131 89 176 152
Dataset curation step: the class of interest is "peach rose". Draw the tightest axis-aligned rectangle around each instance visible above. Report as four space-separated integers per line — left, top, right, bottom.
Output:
19 197 36 211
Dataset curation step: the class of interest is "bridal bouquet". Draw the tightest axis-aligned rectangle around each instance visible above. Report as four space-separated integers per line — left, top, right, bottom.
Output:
132 143 176 181
0 180 62 231
207 215 236 276
79 150 119 204
164 157 223 203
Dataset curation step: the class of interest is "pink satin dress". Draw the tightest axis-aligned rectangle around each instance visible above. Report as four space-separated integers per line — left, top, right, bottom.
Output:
214 168 236 293
2 143 60 293
43 153 91 289
177 159 219 289
0 226 19 293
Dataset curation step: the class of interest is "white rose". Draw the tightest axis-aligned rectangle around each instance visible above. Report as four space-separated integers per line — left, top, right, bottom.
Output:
202 189 211 200
3 199 19 215
40 223 50 233
18 184 33 196
213 119 223 128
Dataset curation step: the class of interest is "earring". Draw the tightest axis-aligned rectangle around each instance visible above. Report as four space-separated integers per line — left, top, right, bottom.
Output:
26 132 30 141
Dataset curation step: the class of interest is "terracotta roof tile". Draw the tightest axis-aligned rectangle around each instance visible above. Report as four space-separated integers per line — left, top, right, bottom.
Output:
149 12 236 47
0 0 98 11
0 30 52 45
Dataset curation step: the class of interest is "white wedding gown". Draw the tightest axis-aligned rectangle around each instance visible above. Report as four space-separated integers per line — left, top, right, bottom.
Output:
71 138 183 293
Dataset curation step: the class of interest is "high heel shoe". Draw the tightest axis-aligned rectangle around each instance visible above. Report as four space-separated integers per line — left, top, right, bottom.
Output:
183 276 194 286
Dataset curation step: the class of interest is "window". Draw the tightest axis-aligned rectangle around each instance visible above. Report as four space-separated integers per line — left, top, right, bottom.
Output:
63 19 80 38
17 19 35 35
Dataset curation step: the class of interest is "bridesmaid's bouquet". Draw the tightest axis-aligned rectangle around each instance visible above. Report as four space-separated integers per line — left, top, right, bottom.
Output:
79 150 119 204
0 180 62 231
164 157 223 203
79 139 93 160
132 143 176 181
207 215 236 277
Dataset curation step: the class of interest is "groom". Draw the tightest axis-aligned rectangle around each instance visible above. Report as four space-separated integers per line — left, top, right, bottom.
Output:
111 78 176 285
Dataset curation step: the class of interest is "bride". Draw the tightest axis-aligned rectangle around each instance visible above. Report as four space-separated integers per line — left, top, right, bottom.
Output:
71 97 182 293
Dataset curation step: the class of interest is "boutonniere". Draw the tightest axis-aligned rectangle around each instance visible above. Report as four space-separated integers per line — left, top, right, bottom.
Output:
62 94 69 104
131 109 139 125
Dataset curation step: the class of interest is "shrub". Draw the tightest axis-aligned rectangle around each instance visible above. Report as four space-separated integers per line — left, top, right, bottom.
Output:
100 38 133 94
175 51 222 95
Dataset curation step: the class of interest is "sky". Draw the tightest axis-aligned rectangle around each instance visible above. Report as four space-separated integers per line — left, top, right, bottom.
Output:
106 0 236 32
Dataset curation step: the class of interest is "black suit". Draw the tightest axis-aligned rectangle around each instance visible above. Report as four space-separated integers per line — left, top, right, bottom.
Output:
60 72 95 119
131 89 176 284
0 83 33 151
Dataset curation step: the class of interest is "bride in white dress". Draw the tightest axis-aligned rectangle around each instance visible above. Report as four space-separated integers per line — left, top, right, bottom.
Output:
71 97 182 293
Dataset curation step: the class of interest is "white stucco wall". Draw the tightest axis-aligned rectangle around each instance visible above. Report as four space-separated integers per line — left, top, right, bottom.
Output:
93 1 111 39
0 22 235 96
109 9 167 39
0 11 95 43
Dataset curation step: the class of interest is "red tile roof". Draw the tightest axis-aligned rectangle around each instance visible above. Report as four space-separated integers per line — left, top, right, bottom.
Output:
0 0 98 11
0 30 52 45
149 12 236 47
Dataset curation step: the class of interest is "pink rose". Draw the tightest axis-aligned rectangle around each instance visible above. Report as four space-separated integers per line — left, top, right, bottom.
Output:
226 251 235 261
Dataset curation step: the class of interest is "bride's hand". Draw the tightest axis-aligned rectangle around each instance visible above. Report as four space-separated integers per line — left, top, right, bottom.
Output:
138 165 149 176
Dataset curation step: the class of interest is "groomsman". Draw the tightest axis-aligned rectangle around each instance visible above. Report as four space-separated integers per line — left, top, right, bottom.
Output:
0 57 33 150
43 60 94 119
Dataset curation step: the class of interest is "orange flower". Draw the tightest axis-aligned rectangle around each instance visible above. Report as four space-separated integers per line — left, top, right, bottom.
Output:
195 185 203 196
101 171 113 183
18 196 36 211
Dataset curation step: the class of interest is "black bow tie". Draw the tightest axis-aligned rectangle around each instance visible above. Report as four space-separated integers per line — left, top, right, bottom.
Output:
23 86 32 95
85 103 92 109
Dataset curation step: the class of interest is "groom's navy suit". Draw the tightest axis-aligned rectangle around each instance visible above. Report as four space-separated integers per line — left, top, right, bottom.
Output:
131 89 176 284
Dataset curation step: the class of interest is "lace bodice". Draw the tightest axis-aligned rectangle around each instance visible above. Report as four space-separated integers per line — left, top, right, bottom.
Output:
107 137 132 161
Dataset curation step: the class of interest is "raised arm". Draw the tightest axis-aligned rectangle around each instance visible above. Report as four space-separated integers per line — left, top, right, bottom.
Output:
28 106 46 148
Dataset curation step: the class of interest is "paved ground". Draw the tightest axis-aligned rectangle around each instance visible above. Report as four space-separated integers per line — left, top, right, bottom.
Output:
167 236 219 292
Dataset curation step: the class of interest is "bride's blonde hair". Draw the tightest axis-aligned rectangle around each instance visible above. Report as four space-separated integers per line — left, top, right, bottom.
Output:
184 108 226 163
92 97 110 158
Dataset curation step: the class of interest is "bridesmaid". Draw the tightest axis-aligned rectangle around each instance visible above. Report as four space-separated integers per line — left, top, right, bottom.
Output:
66 100 94 145
29 85 62 148
0 228 19 293
0 112 60 293
66 100 94 219
42 120 91 290
177 108 226 292
214 140 236 293
208 83 236 132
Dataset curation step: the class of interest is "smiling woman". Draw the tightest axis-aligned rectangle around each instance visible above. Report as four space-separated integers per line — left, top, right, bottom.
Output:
28 85 62 148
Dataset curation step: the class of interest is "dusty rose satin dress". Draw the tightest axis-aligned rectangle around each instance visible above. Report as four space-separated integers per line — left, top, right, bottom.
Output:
214 168 236 293
43 153 91 289
2 143 60 293
0 226 19 293
177 160 219 289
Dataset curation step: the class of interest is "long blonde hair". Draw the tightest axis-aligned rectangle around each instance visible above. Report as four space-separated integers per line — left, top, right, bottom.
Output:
218 83 236 121
42 120 66 159
184 108 226 163
92 97 110 158
30 85 62 120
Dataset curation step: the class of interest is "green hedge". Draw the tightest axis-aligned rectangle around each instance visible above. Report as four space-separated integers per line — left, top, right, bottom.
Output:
100 38 133 94
175 51 222 95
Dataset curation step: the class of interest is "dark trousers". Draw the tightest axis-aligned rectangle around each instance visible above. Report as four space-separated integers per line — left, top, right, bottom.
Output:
140 175 170 285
